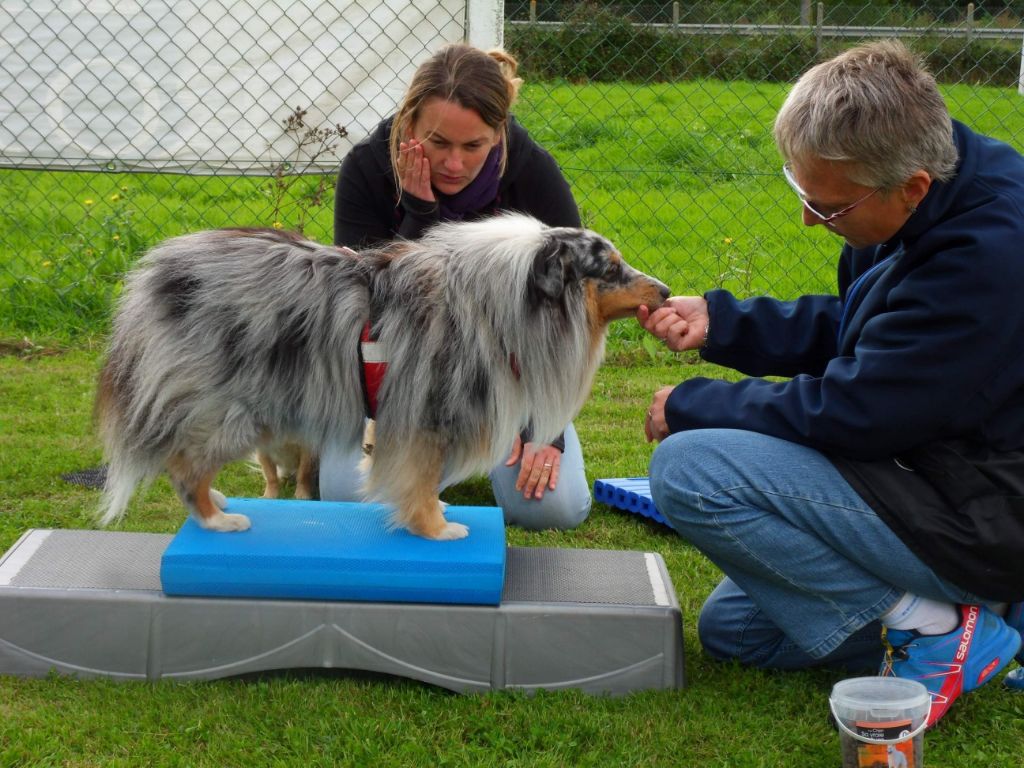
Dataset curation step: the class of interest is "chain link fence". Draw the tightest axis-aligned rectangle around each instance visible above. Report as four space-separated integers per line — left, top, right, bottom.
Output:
2 1 1023 341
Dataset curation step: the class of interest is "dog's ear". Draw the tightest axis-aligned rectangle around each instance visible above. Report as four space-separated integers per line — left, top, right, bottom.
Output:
528 237 575 303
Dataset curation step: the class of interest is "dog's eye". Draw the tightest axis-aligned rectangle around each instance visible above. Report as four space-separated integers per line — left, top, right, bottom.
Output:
603 261 623 281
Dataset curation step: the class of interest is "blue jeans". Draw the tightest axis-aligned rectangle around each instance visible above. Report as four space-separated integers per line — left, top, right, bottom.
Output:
319 422 591 531
649 429 981 667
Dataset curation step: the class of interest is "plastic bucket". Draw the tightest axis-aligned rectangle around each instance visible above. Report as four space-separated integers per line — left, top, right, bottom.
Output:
829 676 930 768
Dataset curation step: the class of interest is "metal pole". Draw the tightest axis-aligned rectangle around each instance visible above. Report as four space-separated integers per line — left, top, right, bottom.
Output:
466 0 504 48
1019 32 1024 95
967 3 975 44
801 0 812 26
816 3 824 55
672 2 679 28
530 0 536 25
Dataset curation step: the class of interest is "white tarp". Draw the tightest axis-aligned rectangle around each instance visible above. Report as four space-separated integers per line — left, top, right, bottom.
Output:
0 0 469 174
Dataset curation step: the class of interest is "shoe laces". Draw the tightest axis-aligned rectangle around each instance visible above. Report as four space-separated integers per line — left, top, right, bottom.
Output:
880 626 912 675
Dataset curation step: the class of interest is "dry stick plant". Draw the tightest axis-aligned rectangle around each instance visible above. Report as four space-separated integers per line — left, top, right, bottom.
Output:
266 106 348 233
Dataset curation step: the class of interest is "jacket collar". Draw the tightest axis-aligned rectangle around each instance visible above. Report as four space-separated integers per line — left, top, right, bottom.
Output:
891 120 970 247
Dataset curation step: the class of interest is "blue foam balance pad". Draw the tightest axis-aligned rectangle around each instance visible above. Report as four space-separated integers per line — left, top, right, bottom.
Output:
159 498 506 605
593 477 668 526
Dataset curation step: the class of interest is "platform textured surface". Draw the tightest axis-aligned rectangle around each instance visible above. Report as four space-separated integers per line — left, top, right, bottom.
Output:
0 530 163 590
503 547 669 605
160 499 506 605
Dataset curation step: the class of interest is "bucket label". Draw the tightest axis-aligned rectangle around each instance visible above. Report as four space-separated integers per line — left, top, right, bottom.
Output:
845 719 916 768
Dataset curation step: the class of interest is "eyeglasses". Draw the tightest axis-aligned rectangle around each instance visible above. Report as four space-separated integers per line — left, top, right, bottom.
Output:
782 162 879 225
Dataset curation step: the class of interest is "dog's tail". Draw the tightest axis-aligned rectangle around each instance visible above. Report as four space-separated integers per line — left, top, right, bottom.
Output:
93 359 163 527
96 456 153 527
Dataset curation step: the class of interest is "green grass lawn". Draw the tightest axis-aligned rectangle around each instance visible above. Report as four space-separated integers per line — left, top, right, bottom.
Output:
2 349 1023 767
2 77 1024 765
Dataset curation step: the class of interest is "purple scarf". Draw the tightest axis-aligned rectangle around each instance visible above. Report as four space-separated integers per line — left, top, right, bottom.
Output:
437 143 502 221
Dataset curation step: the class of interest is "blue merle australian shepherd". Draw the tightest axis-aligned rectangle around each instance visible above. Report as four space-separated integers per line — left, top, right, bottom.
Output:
95 214 669 540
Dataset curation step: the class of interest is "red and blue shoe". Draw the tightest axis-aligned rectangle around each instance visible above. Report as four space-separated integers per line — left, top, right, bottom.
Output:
1003 602 1024 691
880 604 1021 727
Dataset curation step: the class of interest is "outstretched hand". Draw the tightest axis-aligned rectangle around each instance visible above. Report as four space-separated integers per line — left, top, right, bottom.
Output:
637 296 709 352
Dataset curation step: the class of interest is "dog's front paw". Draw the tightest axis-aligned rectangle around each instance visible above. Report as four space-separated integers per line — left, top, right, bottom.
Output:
209 488 228 509
400 497 467 540
433 522 469 540
196 511 251 532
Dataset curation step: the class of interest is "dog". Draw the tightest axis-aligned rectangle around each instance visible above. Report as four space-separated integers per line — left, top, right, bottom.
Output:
254 441 319 500
94 213 669 540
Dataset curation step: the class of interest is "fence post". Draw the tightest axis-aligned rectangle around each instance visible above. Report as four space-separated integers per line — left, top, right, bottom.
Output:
816 3 824 54
1019 32 1024 95
966 3 974 44
801 0 812 26
672 2 679 28
466 0 504 49
530 0 536 24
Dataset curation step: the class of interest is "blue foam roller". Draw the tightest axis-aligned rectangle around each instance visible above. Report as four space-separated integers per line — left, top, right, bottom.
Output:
593 477 669 526
160 498 506 605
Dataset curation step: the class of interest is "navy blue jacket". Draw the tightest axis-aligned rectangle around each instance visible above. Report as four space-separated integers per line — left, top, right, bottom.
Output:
664 121 1024 598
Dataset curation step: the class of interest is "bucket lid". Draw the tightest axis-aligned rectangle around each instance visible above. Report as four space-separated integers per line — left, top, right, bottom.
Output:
830 676 931 712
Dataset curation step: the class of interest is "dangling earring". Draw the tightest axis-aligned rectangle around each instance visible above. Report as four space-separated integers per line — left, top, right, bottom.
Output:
908 204 918 214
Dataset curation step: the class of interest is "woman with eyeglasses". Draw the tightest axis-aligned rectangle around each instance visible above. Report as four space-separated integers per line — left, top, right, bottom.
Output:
637 40 1024 728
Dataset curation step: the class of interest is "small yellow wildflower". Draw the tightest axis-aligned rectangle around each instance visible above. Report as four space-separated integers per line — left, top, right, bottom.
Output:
723 237 734 245
110 193 120 202
112 234 120 241
84 198 94 206
273 221 284 229
42 260 52 267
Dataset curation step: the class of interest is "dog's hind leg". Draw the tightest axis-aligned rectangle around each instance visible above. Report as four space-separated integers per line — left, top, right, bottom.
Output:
294 448 318 500
256 449 282 499
167 455 251 532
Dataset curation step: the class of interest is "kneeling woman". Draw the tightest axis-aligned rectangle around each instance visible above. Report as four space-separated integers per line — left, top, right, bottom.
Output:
322 43 590 531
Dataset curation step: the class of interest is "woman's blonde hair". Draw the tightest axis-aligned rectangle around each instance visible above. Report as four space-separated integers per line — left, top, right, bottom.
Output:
774 40 958 189
389 44 522 188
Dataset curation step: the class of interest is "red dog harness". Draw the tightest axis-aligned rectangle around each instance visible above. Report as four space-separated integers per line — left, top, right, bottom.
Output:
359 321 387 418
358 322 520 420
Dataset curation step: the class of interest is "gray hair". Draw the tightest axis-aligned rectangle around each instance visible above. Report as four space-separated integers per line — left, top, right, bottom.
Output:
774 40 958 188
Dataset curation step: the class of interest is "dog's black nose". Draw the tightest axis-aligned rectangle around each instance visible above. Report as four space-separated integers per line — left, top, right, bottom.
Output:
658 282 670 301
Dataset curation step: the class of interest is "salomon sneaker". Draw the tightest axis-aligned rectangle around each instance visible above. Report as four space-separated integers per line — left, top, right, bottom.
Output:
1003 603 1024 691
880 604 1021 727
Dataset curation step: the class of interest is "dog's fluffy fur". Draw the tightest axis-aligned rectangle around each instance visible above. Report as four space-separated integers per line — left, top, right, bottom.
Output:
95 213 668 539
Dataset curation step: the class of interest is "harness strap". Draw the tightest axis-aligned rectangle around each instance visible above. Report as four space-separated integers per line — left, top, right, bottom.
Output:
359 321 387 418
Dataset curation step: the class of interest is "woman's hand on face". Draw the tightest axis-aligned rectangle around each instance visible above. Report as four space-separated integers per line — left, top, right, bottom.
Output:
397 139 434 202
